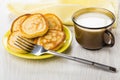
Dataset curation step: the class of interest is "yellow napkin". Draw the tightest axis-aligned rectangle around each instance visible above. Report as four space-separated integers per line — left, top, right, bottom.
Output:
8 0 119 27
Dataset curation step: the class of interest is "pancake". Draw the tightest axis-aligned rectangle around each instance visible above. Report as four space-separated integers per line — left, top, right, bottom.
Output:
7 31 28 53
36 29 66 50
44 13 63 31
7 31 35 53
20 13 49 38
11 14 30 32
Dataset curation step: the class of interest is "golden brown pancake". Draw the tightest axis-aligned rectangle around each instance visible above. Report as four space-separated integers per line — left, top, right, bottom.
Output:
8 13 66 53
44 13 63 31
11 14 30 32
7 31 28 53
20 13 49 38
36 29 66 50
7 31 35 53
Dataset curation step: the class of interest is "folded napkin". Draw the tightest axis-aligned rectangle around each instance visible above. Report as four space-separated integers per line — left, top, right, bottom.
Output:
8 0 119 27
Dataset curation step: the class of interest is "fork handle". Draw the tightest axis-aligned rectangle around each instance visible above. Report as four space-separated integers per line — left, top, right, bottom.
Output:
47 50 116 72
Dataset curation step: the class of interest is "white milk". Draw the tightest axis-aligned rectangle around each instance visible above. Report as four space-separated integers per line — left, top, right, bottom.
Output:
75 12 112 28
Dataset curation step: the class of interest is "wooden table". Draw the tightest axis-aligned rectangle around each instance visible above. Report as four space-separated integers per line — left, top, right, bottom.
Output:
0 1 120 80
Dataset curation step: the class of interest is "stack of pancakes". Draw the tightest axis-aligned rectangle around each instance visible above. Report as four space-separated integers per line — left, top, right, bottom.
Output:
8 13 66 53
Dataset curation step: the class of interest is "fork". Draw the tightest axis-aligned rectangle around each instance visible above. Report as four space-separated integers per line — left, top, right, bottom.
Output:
14 36 117 72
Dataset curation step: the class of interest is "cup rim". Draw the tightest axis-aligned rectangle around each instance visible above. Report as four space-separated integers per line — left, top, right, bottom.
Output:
72 7 116 29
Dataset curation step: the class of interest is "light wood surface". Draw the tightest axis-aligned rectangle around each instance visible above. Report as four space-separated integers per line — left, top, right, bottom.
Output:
0 1 120 80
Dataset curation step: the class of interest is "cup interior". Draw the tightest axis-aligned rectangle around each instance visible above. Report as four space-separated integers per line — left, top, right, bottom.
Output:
72 8 115 29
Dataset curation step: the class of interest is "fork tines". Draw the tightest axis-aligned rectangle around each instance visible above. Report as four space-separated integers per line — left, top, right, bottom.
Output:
14 36 35 52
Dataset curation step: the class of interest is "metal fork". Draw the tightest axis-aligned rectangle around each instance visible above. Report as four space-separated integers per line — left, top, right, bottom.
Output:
15 36 117 72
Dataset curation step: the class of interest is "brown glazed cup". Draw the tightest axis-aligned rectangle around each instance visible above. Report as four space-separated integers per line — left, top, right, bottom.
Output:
72 8 115 50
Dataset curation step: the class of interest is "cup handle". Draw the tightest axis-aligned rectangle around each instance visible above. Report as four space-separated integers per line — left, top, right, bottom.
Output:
103 30 115 47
